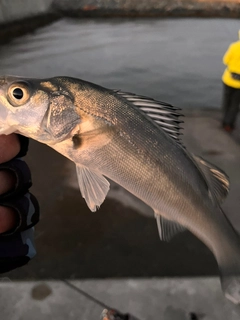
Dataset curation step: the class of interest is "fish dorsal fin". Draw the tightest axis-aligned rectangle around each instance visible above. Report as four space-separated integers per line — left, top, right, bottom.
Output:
115 90 184 144
193 155 230 204
76 165 110 212
155 212 186 242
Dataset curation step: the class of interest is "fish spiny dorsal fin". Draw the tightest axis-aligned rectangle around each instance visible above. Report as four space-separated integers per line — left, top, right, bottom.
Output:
114 90 184 145
193 155 230 204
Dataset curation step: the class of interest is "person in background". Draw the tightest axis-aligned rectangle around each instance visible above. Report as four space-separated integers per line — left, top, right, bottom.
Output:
0 134 39 273
222 30 240 133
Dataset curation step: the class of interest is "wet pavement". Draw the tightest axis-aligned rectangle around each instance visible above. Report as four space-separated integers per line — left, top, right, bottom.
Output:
4 139 218 280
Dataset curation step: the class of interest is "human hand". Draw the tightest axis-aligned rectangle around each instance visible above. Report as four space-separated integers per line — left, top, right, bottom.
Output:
0 134 21 233
0 134 39 273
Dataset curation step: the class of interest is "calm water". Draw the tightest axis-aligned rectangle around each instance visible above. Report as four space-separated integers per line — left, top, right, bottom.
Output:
0 18 239 108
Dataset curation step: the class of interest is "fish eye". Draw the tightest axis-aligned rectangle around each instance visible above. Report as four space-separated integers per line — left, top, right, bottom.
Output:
12 88 24 99
7 82 31 107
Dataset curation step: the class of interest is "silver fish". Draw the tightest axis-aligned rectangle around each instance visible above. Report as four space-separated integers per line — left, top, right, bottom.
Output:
0 75 239 304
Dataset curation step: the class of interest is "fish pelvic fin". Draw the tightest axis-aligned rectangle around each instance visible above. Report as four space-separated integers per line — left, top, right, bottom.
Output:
193 155 230 204
155 212 186 242
76 165 110 212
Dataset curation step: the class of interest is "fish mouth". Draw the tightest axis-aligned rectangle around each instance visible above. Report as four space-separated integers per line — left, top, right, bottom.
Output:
0 118 17 135
0 103 13 134
0 127 15 134
0 91 26 135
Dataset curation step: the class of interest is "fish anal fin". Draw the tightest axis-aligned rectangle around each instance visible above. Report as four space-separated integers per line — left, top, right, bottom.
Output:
193 155 230 204
76 165 110 212
155 212 186 242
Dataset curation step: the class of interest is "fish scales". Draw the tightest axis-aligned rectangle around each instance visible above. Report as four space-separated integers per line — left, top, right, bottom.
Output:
68 81 236 250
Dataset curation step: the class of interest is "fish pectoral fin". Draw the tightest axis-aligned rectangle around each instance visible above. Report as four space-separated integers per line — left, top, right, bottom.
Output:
155 212 186 242
76 165 110 212
192 155 230 204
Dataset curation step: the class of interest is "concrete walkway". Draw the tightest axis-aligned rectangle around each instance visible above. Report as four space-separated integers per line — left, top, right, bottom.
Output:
1 278 240 320
183 109 240 232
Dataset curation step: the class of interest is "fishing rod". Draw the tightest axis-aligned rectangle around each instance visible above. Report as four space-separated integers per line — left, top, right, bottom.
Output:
63 280 139 320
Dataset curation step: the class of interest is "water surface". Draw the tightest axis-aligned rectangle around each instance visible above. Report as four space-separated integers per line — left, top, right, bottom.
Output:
0 18 238 108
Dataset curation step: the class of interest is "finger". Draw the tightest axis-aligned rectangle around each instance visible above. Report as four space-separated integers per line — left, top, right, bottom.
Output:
0 206 17 233
0 159 32 200
0 134 21 164
2 193 40 233
0 228 35 273
0 166 18 234
0 170 16 194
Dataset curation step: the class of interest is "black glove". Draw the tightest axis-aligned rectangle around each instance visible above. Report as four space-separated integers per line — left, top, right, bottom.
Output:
0 136 40 273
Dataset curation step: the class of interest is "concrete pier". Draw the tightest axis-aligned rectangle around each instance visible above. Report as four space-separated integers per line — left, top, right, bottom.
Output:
0 0 238 43
0 0 239 27
0 0 52 24
53 0 240 18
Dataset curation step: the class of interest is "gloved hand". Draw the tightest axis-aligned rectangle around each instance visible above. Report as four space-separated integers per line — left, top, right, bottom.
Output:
0 134 39 273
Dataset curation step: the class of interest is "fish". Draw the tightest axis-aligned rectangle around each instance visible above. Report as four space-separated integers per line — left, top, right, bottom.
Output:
0 75 239 304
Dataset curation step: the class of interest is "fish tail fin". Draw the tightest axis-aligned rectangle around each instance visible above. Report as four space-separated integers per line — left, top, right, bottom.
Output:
208 206 240 304
218 244 240 304
220 268 240 304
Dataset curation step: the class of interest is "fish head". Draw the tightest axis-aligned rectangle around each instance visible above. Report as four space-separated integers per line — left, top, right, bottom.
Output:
0 76 49 138
0 76 81 144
